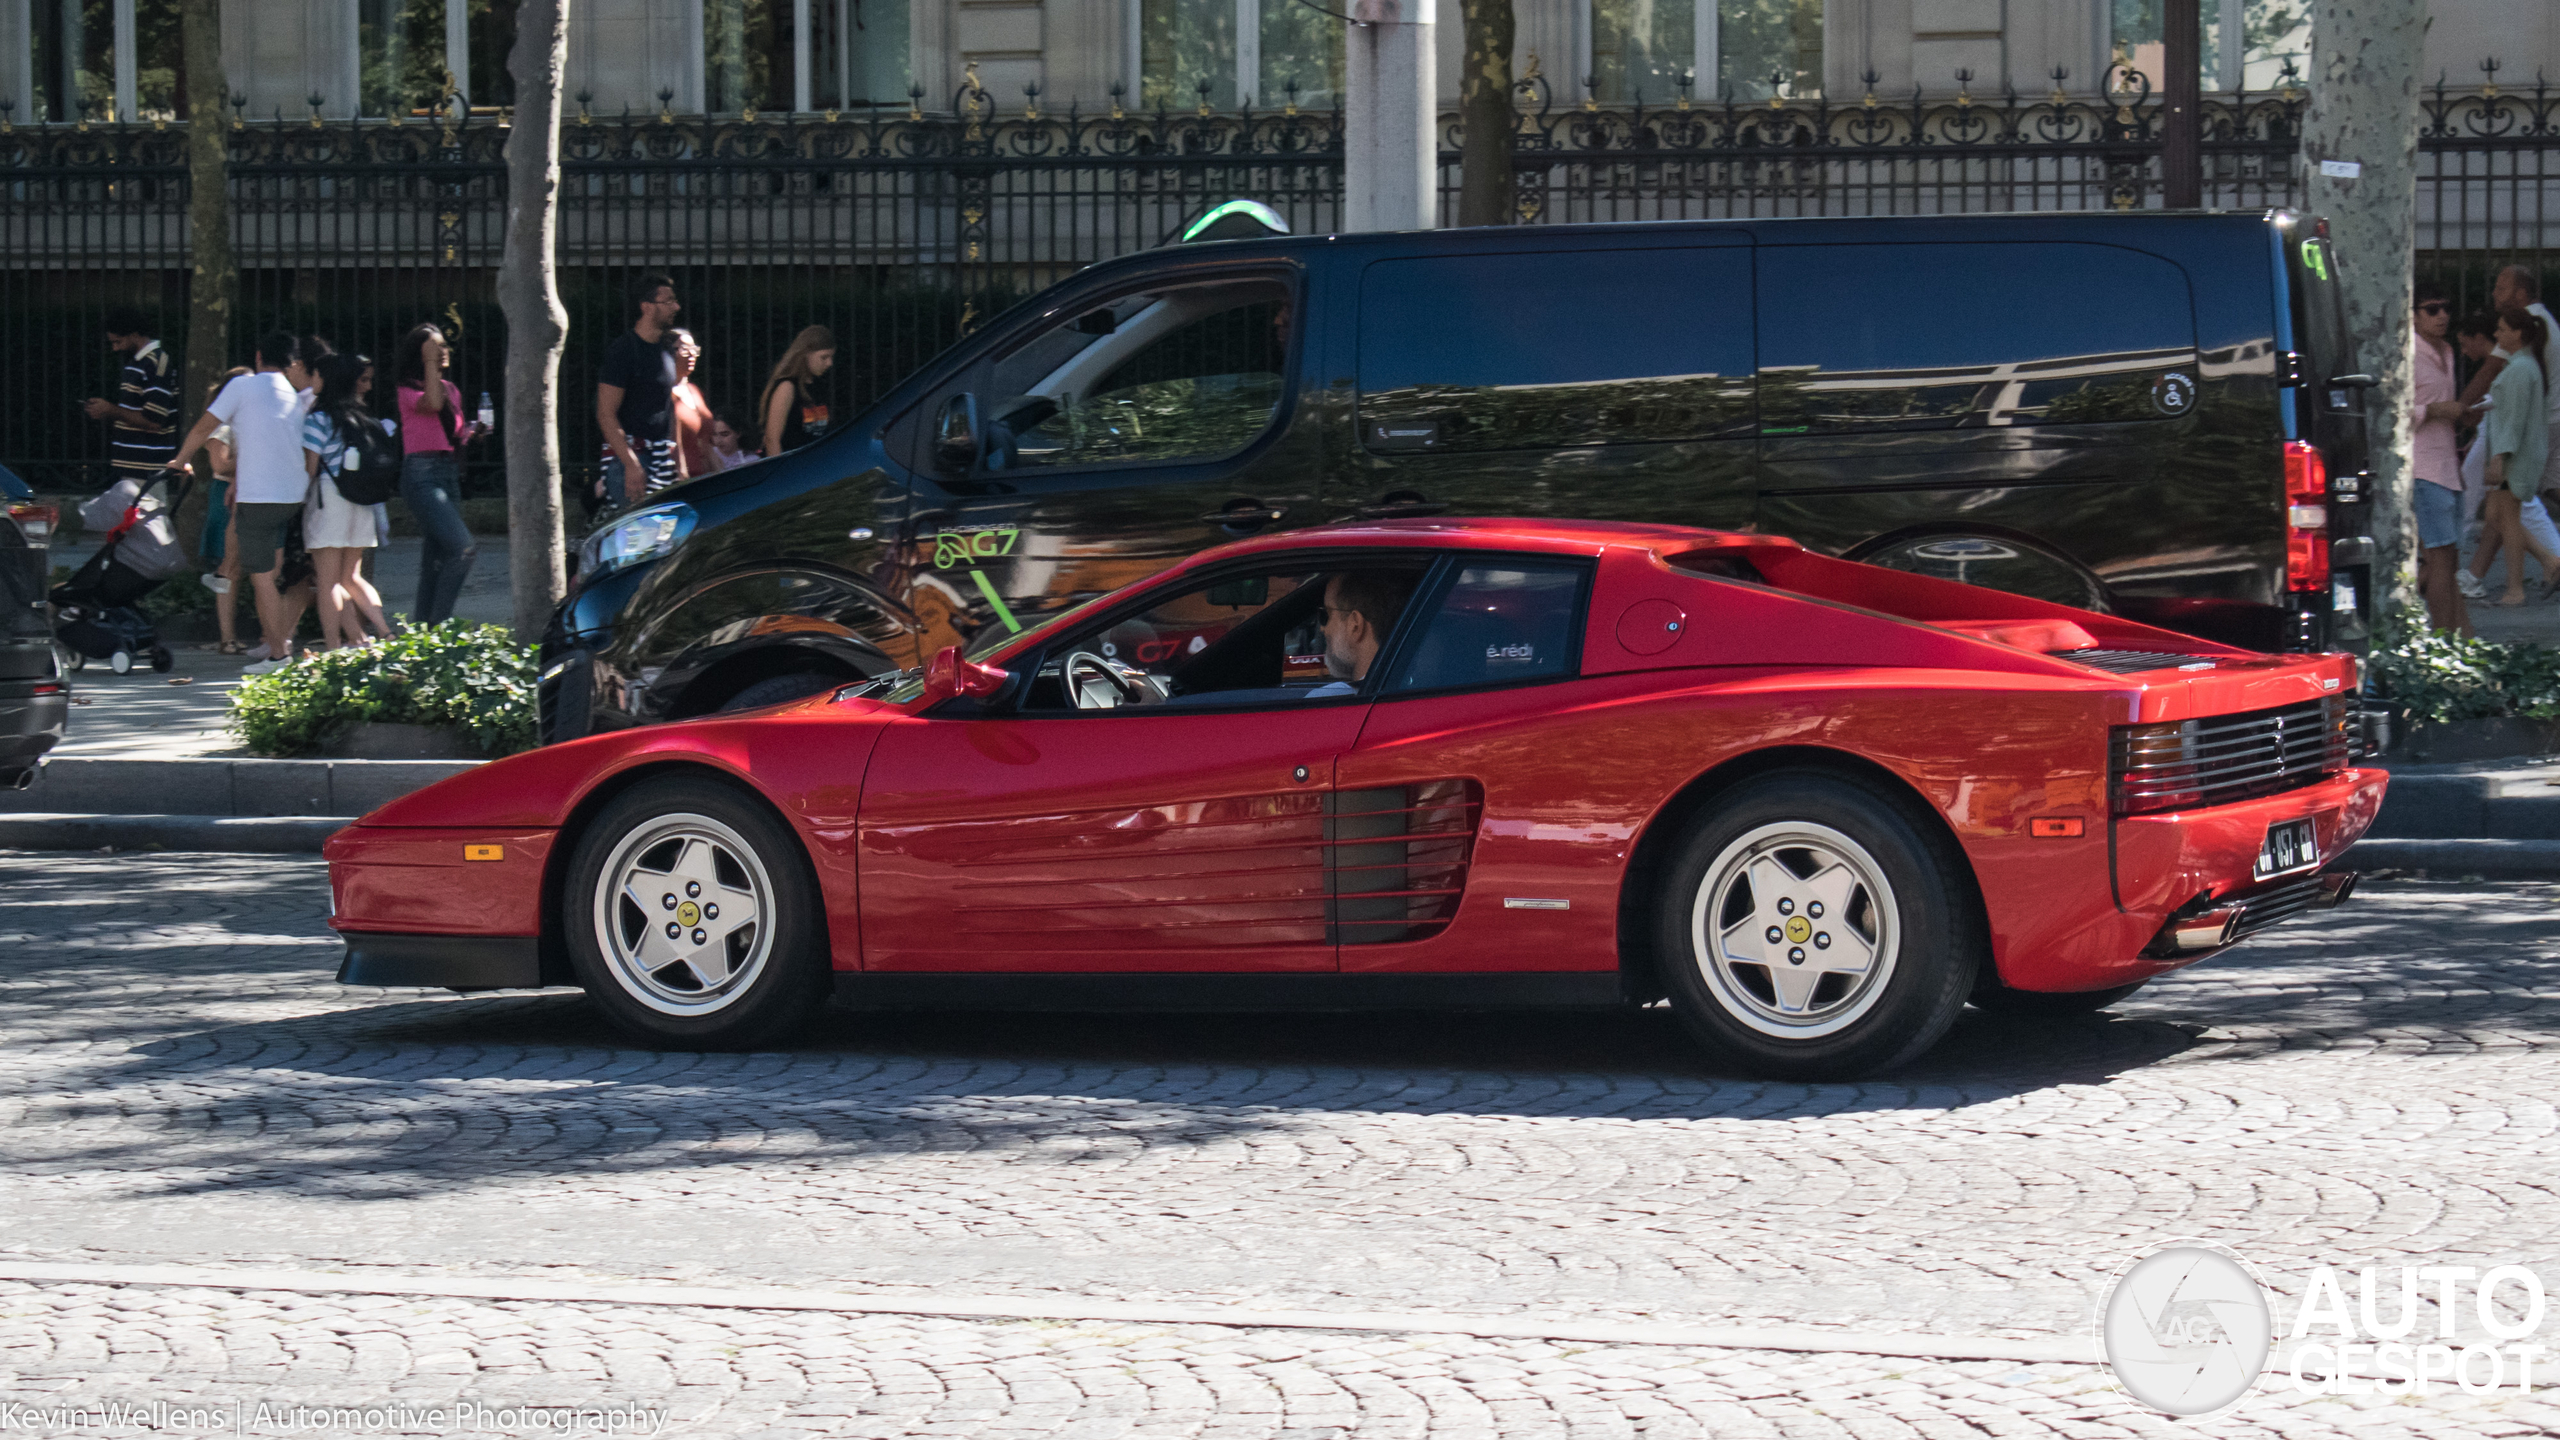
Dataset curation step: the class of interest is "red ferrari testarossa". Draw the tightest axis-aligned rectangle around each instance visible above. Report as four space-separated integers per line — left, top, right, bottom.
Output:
329 519 2384 1078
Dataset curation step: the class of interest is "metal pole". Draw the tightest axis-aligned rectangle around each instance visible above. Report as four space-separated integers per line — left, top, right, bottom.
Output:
2161 0 2201 208
1344 0 1438 232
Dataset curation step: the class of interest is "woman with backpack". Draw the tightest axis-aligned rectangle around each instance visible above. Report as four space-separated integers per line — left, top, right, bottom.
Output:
300 352 398 648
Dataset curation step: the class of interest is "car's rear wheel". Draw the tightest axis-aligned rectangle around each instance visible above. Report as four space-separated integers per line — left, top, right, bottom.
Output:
1655 772 1979 1080
1970 979 2147 1015
564 774 831 1049
718 672 847 713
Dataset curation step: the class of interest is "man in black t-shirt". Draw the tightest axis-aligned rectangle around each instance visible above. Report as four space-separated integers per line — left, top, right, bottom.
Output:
597 273 683 508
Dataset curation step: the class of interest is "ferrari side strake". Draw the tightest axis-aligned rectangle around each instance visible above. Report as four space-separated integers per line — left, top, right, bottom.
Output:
329 519 2384 1080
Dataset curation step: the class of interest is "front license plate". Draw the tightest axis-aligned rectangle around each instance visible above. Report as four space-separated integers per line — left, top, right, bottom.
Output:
2255 818 2318 878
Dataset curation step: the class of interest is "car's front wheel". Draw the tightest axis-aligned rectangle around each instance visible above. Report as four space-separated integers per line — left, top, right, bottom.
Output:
1655 772 1980 1080
564 774 830 1049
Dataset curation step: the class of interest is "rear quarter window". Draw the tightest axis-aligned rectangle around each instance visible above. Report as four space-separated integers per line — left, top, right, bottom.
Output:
1756 243 2198 433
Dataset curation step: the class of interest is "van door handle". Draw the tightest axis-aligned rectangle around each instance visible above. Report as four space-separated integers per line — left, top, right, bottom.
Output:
1356 492 1449 520
1201 500 1287 530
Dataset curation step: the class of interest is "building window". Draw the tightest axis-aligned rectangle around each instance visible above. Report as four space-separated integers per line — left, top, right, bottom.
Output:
360 0 449 116
1140 0 1343 113
22 0 190 123
466 0 516 107
2112 0 2310 92
706 0 905 114
1588 0 1818 105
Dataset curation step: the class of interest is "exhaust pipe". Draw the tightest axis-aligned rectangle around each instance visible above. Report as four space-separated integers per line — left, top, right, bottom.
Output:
2314 871 2357 908
2165 905 2243 955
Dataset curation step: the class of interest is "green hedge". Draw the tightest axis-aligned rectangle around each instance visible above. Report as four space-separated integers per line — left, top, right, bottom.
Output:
227 621 538 757
2365 607 2560 723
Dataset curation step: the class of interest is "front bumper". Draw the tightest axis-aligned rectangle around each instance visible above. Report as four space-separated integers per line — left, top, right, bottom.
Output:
338 932 547 990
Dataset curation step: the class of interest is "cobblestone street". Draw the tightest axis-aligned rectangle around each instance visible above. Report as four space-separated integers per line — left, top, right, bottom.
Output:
0 851 2554 1436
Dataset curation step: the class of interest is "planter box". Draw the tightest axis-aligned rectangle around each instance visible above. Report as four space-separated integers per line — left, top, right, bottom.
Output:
2387 715 2560 765
322 722 484 761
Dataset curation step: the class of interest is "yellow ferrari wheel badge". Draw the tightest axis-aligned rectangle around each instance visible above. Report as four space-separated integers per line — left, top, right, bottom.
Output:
676 901 701 926
1784 915 1812 944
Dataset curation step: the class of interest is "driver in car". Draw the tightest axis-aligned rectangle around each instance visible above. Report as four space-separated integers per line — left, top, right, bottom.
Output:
1304 571 1411 698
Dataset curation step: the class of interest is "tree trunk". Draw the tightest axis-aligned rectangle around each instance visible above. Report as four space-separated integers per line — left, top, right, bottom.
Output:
178 0 235 559
2301 0 2426 618
500 0 572 642
1455 0 1515 227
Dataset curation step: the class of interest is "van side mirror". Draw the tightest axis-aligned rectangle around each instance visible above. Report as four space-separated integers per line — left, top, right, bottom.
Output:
918 644 1011 707
934 394 982 471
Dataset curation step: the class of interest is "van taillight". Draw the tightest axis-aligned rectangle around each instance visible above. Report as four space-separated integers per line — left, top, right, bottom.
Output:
2283 441 2329 594
5 503 55 548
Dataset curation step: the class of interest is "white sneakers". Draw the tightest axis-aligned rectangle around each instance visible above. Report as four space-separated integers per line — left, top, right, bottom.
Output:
198 572 231 595
2456 571 2487 600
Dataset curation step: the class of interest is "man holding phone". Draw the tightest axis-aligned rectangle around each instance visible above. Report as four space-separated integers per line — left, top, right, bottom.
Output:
83 306 177 485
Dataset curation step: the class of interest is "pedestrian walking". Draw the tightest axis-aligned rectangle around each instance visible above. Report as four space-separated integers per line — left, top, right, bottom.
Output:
195 367 254 654
707 413 758 471
84 305 177 486
2479 307 2555 607
758 325 836 458
2411 285 2472 635
300 353 397 650
163 331 315 673
666 327 717 481
392 323 480 625
597 273 684 509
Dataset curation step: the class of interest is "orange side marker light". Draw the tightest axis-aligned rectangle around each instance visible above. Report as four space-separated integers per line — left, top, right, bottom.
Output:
464 844 505 861
2029 818 2085 839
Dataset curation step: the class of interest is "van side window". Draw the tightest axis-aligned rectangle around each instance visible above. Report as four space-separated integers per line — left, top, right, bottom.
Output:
983 277 1294 471
1386 562 1588 694
1357 249 1754 453
1755 243 2197 433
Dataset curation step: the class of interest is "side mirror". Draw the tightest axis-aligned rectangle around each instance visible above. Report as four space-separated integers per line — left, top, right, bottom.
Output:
934 393 982 471
918 644 1011 706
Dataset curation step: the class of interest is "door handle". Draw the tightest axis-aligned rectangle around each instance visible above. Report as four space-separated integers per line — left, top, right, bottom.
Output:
1356 491 1449 521
1201 500 1288 530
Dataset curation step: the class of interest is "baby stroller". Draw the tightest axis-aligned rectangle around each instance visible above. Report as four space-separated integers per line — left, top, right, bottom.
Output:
51 471 190 674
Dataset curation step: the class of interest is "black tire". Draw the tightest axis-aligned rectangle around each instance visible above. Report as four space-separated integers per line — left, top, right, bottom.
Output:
1653 770 1983 1080
563 774 831 1049
150 646 174 672
1970 979 2147 1015
718 671 848 713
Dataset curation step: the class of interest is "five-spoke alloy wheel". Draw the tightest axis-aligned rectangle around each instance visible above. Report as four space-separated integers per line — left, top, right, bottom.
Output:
565 775 829 1048
1656 772 1981 1079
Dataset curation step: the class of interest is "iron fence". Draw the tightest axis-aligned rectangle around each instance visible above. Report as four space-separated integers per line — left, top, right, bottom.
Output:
0 66 2552 500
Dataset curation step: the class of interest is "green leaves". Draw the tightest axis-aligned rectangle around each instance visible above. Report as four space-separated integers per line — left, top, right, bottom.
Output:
226 621 539 758
2366 608 2560 724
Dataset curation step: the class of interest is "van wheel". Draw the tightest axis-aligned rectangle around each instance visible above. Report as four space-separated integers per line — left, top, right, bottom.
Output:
719 671 847 712
563 774 831 1049
1971 979 2147 1014
1655 772 1979 1080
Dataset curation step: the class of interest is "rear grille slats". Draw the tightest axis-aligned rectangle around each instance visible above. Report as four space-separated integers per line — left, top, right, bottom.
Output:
2111 695 2351 814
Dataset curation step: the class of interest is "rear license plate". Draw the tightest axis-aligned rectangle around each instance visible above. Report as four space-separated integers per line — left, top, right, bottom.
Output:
2255 818 2318 878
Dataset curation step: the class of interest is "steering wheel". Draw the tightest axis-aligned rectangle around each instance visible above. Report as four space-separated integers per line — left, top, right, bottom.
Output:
1061 650 1170 709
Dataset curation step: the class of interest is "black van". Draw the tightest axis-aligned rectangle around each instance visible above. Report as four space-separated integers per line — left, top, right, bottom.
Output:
540 209 2369 741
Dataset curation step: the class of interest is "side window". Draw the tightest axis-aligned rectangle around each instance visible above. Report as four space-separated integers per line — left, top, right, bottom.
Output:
1755 243 2197 433
1357 249 1754 453
983 277 1294 471
1386 562 1589 694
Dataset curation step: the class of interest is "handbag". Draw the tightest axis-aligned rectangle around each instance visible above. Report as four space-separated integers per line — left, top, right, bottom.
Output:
329 413 400 506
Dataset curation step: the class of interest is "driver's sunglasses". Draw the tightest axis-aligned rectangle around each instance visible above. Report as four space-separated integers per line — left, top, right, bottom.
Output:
2418 302 2450 314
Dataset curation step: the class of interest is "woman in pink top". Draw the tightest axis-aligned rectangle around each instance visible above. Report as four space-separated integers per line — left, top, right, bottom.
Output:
393 324 480 625
2411 286 2471 635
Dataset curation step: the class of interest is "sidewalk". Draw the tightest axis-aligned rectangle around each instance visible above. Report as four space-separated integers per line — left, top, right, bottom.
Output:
49 535 515 760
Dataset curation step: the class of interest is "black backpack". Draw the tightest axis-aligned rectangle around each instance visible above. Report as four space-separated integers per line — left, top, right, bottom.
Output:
328 412 400 505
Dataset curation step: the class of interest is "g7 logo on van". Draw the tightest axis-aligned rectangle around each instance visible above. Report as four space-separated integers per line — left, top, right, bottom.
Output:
2154 372 2197 416
932 526 1022 569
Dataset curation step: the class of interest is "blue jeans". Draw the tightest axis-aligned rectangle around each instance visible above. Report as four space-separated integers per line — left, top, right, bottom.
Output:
400 453 476 625
2416 479 2461 550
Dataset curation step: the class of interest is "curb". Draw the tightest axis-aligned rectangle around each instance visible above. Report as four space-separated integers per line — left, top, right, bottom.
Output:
0 813 349 854
2341 837 2560 877
0 757 475 819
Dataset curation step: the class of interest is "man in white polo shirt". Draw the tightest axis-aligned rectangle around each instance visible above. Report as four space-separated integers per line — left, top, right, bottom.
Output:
165 331 312 672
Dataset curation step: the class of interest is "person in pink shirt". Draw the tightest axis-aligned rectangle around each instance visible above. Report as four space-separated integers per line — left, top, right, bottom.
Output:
392 324 482 625
2411 285 2470 635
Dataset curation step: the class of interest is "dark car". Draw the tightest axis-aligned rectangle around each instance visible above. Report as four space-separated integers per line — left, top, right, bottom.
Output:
0 487 68 787
540 209 2369 743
